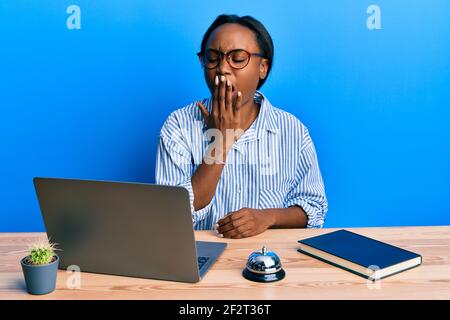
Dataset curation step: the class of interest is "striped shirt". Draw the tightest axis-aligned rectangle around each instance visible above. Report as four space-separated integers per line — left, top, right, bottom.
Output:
155 91 328 229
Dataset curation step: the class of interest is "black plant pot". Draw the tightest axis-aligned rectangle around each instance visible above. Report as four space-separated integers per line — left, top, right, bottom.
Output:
21 255 59 295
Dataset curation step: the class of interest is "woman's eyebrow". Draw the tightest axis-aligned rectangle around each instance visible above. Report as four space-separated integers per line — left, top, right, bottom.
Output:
205 47 247 52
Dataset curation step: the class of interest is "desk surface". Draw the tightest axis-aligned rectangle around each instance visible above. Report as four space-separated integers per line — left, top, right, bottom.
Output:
1 226 450 300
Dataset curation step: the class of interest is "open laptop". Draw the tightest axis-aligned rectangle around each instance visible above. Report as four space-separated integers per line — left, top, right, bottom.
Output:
33 177 227 283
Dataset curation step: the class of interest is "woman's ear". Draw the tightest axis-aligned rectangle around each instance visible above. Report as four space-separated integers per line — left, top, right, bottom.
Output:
259 58 269 80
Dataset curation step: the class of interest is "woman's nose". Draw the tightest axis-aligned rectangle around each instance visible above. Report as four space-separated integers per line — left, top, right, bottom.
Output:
216 55 232 74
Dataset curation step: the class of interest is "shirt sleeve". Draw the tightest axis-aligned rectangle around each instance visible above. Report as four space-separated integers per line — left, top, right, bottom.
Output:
155 113 214 226
284 126 328 228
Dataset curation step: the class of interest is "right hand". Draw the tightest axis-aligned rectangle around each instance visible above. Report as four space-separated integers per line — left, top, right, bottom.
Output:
196 75 244 153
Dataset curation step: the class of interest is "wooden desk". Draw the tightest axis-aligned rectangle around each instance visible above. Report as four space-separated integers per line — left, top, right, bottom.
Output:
1 226 449 300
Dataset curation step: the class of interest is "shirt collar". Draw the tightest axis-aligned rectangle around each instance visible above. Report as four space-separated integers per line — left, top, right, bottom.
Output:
252 90 278 137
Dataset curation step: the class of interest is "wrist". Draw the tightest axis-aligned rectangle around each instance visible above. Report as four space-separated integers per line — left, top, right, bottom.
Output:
258 209 277 228
204 155 225 165
204 148 228 165
205 143 231 163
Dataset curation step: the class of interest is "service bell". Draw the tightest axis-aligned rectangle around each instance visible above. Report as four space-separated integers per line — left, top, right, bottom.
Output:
242 245 286 282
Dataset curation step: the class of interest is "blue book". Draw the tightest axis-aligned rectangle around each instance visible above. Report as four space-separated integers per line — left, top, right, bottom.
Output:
297 229 422 281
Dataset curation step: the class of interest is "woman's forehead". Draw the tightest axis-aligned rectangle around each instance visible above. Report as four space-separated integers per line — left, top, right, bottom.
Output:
206 23 258 52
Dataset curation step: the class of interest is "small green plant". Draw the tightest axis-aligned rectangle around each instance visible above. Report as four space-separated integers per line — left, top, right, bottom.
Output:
26 238 58 265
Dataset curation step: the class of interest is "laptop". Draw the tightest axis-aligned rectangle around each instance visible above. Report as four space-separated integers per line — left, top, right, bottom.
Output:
33 177 227 283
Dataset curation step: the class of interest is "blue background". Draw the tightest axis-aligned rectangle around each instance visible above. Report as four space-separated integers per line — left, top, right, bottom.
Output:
1 1 449 231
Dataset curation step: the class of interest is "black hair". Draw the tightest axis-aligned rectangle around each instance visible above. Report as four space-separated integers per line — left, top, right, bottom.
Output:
200 14 274 90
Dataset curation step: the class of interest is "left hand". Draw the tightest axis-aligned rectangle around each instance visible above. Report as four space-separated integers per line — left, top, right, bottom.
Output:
215 208 275 239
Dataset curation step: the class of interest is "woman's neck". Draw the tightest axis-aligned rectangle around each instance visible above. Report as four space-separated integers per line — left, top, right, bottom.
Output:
240 100 261 132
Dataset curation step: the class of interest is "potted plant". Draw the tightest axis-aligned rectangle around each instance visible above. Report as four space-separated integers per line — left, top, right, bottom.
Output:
20 238 59 295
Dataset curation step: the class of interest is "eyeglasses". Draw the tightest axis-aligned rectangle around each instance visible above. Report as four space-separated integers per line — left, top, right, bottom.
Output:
197 48 265 70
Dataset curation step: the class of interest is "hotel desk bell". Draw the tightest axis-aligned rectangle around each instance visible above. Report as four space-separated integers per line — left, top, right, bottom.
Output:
242 245 286 282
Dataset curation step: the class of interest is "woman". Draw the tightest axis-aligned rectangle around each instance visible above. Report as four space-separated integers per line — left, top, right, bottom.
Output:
156 14 328 238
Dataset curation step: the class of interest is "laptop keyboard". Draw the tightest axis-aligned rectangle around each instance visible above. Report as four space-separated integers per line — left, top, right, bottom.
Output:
197 256 210 270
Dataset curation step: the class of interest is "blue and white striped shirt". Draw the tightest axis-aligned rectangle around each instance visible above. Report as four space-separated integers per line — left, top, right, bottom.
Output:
155 91 328 229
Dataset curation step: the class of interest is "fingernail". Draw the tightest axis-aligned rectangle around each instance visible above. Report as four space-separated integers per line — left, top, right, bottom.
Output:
220 75 225 82
215 76 219 86
226 79 230 86
238 91 242 97
217 233 223 238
